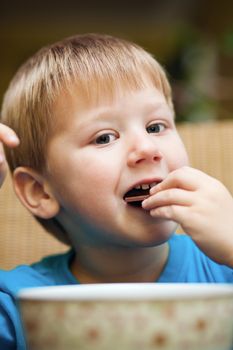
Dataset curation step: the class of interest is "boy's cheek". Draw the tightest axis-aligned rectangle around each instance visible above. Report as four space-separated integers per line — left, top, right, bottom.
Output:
172 134 190 168
172 146 189 169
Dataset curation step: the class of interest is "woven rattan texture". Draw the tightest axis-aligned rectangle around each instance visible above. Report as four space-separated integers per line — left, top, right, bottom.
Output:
178 121 233 195
0 176 68 269
0 121 232 269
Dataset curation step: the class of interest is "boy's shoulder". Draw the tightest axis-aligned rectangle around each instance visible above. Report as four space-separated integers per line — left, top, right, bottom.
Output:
0 250 76 350
161 234 233 283
0 249 76 298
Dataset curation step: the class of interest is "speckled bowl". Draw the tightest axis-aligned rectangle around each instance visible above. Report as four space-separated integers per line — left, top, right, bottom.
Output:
18 283 233 350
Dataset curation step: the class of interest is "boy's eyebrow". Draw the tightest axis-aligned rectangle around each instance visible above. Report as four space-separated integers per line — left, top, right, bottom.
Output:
74 101 174 131
90 101 172 119
75 107 119 129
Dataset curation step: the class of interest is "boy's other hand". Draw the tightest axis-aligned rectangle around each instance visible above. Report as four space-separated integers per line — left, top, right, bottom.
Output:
142 166 233 268
0 123 19 187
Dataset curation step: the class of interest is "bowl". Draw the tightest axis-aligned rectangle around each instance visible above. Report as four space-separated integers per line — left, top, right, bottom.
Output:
18 283 233 350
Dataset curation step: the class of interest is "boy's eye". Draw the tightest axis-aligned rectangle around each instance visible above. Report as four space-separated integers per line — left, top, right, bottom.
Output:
94 133 117 145
146 123 165 134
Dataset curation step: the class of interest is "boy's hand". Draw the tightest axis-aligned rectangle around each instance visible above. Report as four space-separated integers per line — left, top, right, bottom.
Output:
0 123 19 187
142 166 233 268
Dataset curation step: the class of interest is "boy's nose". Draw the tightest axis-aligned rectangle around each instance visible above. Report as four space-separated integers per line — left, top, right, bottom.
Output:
127 137 163 167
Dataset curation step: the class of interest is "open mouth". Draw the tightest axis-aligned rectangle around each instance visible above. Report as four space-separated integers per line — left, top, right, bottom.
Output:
124 181 161 207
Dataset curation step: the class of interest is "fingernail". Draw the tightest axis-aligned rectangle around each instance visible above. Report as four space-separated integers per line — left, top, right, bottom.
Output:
142 199 148 208
150 187 156 195
7 135 19 143
150 184 161 194
0 154 4 163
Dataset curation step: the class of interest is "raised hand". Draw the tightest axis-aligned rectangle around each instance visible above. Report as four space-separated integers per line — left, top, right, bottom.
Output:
0 123 19 187
142 166 233 267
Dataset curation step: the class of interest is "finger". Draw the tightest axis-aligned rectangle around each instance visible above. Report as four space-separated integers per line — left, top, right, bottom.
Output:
0 143 6 163
0 157 7 187
0 152 5 166
142 188 193 210
0 124 19 147
149 204 190 225
150 166 207 194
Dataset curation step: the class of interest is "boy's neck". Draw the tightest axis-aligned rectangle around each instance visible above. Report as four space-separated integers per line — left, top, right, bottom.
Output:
70 243 169 284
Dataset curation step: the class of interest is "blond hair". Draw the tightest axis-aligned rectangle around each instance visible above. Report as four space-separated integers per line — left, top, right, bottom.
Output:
0 33 173 243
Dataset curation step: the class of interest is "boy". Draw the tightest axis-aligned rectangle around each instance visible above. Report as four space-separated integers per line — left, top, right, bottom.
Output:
0 33 233 349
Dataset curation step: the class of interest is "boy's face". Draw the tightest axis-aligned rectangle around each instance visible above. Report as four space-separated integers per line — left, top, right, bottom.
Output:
45 86 189 247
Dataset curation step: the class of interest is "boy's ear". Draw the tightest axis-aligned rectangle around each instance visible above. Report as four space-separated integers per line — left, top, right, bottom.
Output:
13 167 60 219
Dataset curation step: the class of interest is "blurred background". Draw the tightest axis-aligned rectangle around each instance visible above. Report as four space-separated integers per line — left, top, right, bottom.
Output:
0 0 233 269
1 0 233 123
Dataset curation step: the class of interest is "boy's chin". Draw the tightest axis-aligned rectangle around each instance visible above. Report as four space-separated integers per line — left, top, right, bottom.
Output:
63 209 177 248
117 221 178 249
137 221 178 247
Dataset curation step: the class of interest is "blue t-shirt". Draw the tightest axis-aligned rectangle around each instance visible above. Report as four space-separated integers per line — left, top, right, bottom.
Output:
0 234 232 350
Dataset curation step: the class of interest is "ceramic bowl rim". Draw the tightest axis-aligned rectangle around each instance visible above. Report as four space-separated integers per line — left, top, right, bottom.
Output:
18 283 233 302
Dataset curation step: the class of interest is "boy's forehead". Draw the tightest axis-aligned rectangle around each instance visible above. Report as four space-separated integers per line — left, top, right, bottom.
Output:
54 82 169 116
52 84 172 132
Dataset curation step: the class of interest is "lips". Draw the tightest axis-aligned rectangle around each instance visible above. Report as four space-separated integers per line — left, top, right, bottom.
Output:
124 180 162 205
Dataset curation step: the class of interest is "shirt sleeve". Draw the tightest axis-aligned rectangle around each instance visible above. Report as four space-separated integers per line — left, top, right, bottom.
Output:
0 291 26 350
207 260 233 283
